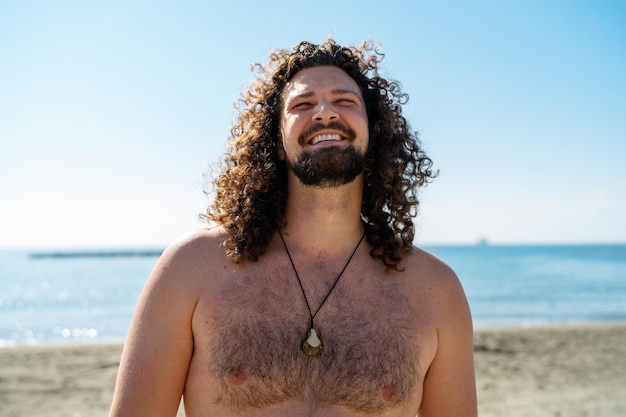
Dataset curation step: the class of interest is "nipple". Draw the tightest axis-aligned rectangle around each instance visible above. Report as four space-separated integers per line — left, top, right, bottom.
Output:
381 384 401 403
226 366 248 386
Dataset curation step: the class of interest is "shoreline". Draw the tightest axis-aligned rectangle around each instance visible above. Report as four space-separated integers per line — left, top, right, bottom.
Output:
1 322 625 417
473 318 626 331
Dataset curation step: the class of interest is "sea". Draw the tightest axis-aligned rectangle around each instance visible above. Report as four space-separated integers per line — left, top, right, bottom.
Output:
1 244 625 347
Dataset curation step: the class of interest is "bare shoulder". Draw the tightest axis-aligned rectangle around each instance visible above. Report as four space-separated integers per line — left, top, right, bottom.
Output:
400 246 471 324
148 226 229 291
401 245 462 289
163 226 227 260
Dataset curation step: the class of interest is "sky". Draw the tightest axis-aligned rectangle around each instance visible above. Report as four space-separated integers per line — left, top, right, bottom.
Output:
1 0 625 249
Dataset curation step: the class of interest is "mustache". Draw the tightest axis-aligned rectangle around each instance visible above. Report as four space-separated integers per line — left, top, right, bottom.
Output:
297 121 356 145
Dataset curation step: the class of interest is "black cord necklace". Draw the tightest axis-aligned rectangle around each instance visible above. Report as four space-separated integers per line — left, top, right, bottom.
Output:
279 229 366 357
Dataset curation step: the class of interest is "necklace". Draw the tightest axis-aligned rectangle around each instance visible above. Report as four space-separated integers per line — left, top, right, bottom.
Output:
279 229 366 357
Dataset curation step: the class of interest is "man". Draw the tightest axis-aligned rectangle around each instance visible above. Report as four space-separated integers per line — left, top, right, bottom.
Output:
110 39 477 417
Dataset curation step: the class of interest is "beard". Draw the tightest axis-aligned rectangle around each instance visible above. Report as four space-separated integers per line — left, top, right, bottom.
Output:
286 144 365 188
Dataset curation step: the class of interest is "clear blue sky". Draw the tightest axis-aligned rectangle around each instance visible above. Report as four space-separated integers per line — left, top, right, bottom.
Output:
1 0 624 249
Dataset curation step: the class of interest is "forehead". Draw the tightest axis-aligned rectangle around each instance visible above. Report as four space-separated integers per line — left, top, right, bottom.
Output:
281 66 363 101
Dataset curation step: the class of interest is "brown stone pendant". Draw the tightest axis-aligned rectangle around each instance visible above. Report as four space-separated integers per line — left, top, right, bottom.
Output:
302 328 323 357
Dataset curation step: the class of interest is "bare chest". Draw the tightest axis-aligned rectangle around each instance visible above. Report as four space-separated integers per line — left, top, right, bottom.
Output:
191 261 432 415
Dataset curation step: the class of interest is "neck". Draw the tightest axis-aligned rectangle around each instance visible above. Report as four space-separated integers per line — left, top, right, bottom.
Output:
282 175 365 255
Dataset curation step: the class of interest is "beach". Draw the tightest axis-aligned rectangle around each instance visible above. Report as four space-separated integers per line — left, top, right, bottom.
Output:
473 323 626 417
1 323 624 417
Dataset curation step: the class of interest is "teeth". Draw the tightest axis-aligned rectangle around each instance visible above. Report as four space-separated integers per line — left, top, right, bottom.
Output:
311 134 342 145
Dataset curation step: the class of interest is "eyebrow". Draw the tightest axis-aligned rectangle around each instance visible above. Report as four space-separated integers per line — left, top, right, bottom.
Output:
331 88 362 99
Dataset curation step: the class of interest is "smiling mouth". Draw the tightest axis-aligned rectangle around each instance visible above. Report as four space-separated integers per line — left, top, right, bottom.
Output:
310 133 343 145
298 121 356 146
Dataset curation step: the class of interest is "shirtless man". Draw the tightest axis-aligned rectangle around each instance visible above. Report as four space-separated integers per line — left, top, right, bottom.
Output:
109 39 477 417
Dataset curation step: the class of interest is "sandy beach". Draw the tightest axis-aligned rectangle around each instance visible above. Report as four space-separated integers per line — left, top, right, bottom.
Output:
1 322 624 417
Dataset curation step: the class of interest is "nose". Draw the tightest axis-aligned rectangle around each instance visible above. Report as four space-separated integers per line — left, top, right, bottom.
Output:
312 100 338 123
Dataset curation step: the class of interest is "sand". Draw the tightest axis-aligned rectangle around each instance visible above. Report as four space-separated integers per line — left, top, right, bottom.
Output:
473 322 626 417
1 323 625 417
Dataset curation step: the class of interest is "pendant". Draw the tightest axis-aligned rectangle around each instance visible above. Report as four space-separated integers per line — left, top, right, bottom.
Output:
302 328 323 357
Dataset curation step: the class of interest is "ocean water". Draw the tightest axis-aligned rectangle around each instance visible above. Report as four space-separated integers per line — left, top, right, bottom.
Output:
1 244 625 346
427 244 626 327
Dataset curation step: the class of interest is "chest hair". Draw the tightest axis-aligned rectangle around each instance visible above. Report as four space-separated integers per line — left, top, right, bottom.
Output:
205 261 421 414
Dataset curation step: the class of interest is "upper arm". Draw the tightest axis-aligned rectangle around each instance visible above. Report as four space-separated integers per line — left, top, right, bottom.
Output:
109 234 209 417
418 262 477 417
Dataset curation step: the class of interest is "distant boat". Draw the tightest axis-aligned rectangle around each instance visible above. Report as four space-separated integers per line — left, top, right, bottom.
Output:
475 237 489 246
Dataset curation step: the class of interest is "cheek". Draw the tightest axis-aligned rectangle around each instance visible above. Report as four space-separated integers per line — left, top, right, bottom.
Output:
281 113 301 136
343 108 368 130
279 116 303 148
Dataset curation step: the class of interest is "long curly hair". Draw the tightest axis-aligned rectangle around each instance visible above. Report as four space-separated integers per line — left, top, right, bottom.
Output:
203 39 437 270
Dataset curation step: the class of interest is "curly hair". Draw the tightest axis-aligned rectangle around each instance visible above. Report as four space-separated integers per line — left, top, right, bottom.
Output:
203 39 437 270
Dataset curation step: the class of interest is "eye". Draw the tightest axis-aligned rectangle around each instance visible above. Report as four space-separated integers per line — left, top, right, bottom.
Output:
291 101 313 110
335 97 358 106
